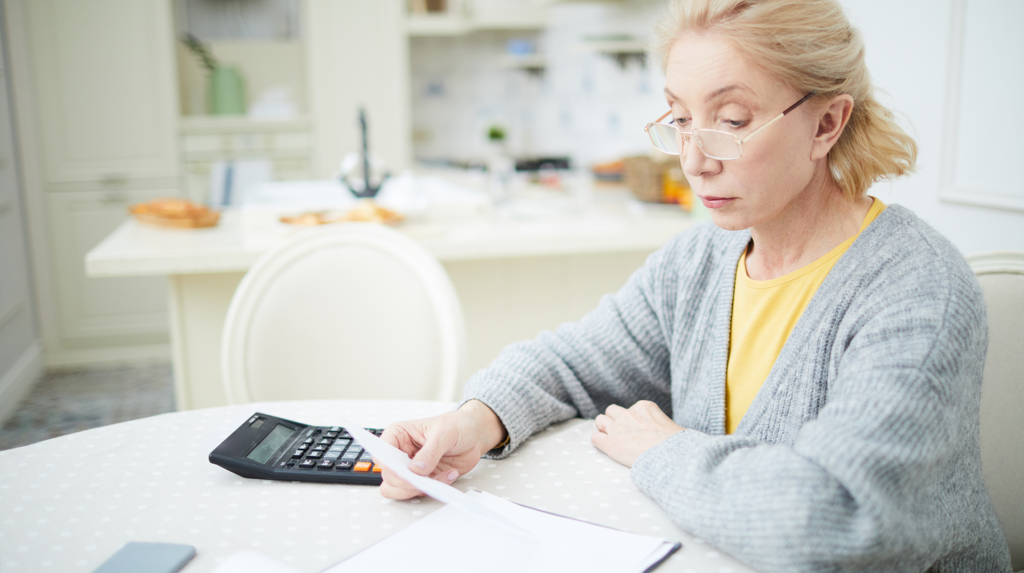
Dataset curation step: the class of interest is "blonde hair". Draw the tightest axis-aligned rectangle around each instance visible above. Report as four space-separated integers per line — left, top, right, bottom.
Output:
649 0 917 200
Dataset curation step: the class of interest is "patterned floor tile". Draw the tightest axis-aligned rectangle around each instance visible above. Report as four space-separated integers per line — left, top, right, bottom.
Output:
0 363 174 451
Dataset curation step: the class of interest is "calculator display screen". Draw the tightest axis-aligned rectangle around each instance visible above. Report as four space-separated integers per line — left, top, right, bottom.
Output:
246 424 293 464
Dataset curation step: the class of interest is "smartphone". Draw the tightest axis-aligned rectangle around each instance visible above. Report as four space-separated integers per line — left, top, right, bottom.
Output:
91 542 196 573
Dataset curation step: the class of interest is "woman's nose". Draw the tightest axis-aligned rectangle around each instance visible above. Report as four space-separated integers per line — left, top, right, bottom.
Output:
682 141 719 179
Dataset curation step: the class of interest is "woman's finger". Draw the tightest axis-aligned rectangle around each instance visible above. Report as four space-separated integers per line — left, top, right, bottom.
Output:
409 427 453 476
378 465 423 500
604 404 627 419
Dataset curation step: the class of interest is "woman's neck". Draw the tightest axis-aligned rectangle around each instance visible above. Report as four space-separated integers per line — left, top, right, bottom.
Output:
745 174 873 281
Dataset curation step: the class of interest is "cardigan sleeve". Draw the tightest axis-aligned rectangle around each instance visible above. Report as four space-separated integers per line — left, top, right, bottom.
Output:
458 233 691 456
630 247 1002 572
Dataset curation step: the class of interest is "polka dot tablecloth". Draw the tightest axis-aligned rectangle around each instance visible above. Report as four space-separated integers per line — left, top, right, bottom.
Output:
0 400 756 573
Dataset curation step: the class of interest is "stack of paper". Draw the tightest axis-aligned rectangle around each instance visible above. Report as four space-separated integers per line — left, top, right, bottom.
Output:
324 415 680 573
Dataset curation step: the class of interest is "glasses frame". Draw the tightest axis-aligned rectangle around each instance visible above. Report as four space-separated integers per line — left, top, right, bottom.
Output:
644 92 816 160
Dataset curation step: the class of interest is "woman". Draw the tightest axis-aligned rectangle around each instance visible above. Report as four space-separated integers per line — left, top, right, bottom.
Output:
380 0 1011 570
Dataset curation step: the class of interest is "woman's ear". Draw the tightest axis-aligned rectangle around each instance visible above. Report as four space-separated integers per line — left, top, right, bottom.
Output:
810 94 854 160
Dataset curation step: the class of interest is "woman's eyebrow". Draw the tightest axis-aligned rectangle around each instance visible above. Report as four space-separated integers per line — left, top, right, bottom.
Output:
705 84 748 102
664 84 752 104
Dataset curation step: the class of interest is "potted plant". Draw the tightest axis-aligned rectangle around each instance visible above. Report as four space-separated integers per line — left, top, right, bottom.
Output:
182 34 246 116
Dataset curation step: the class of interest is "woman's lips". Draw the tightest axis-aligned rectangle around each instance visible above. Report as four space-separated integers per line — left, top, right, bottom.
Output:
699 195 735 209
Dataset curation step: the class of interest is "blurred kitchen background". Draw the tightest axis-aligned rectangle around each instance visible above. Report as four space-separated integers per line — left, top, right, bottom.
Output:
0 0 1021 447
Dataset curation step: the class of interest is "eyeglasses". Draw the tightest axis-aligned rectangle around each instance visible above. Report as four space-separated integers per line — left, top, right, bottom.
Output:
644 93 815 160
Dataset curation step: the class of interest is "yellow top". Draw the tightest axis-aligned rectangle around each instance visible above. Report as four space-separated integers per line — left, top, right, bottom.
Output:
725 198 886 434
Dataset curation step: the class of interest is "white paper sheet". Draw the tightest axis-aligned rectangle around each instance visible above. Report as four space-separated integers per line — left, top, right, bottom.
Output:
333 413 532 538
323 491 678 573
330 414 680 573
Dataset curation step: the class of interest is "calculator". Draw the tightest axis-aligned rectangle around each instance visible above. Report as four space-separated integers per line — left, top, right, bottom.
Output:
209 412 385 485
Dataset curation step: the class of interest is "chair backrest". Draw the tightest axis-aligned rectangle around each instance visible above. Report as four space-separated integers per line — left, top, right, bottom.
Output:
222 223 466 404
968 251 1024 571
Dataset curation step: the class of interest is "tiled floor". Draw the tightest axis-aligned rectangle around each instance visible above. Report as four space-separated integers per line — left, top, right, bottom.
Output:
0 363 175 451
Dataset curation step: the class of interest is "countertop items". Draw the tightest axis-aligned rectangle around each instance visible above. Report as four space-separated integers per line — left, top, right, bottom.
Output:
130 198 221 229
87 182 705 278
0 400 755 573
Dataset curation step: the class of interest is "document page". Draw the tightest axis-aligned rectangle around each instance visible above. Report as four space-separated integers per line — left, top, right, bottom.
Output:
327 413 680 573
323 491 678 573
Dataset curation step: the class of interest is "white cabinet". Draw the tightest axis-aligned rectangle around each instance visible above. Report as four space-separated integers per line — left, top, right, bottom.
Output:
179 116 314 203
10 0 180 363
46 190 171 350
24 0 179 185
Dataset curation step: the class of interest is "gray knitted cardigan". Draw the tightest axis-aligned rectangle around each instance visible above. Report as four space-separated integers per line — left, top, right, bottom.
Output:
461 205 1011 572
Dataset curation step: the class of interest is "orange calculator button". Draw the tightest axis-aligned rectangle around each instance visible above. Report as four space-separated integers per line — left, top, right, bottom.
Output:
372 464 382 473
354 461 372 472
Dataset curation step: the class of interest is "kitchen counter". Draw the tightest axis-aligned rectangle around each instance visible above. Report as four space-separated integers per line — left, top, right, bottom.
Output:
87 186 700 276
86 179 705 410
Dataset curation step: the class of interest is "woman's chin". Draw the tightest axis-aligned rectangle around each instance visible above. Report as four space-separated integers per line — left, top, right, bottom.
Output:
707 210 751 232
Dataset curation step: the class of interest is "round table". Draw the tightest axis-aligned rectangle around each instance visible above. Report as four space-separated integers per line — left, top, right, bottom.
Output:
0 400 756 573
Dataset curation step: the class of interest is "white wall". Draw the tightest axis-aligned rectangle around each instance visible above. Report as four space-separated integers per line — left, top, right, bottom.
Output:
410 0 667 167
409 0 1023 256
846 0 1023 256
0 2 43 424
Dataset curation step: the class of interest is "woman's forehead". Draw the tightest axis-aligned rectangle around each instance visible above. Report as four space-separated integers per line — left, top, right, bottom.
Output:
663 33 784 108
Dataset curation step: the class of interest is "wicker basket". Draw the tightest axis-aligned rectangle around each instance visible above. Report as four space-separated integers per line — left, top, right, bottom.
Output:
623 155 675 203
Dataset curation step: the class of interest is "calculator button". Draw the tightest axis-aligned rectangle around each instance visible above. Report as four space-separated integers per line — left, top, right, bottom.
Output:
339 430 351 438
318 438 333 445
312 445 327 452
298 444 309 451
347 446 363 455
317 459 334 469
324 452 340 460
372 429 383 436
325 431 339 438
359 452 373 462
335 461 354 470
303 438 314 444
298 459 316 469
330 426 341 432
306 451 323 459
372 464 382 473
353 461 372 472
334 439 351 448
291 450 304 459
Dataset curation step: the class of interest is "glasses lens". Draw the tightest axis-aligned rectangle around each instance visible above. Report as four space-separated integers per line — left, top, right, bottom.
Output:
692 130 740 160
648 123 681 155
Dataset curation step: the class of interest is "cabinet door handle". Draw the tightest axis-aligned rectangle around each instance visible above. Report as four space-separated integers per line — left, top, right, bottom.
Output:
100 173 127 189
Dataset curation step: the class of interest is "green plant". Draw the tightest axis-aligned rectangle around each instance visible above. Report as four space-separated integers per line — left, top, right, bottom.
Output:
487 125 506 141
182 33 217 74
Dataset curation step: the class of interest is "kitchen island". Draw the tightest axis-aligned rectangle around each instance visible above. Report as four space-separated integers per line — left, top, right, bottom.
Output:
86 180 703 410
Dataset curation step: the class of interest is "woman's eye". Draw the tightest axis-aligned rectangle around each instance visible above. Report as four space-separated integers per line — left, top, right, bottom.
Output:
721 119 748 130
670 117 690 128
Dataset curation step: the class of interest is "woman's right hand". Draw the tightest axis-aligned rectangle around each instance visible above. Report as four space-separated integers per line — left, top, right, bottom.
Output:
378 399 507 500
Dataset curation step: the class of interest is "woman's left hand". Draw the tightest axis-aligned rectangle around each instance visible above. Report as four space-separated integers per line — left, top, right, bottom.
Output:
591 401 685 467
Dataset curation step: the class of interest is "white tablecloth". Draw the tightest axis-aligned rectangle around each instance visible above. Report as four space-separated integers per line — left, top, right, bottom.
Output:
0 400 756 573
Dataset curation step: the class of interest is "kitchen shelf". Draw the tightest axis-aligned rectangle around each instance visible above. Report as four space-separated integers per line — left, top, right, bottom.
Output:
499 54 546 75
179 116 312 134
576 36 646 68
406 0 546 36
405 14 473 36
